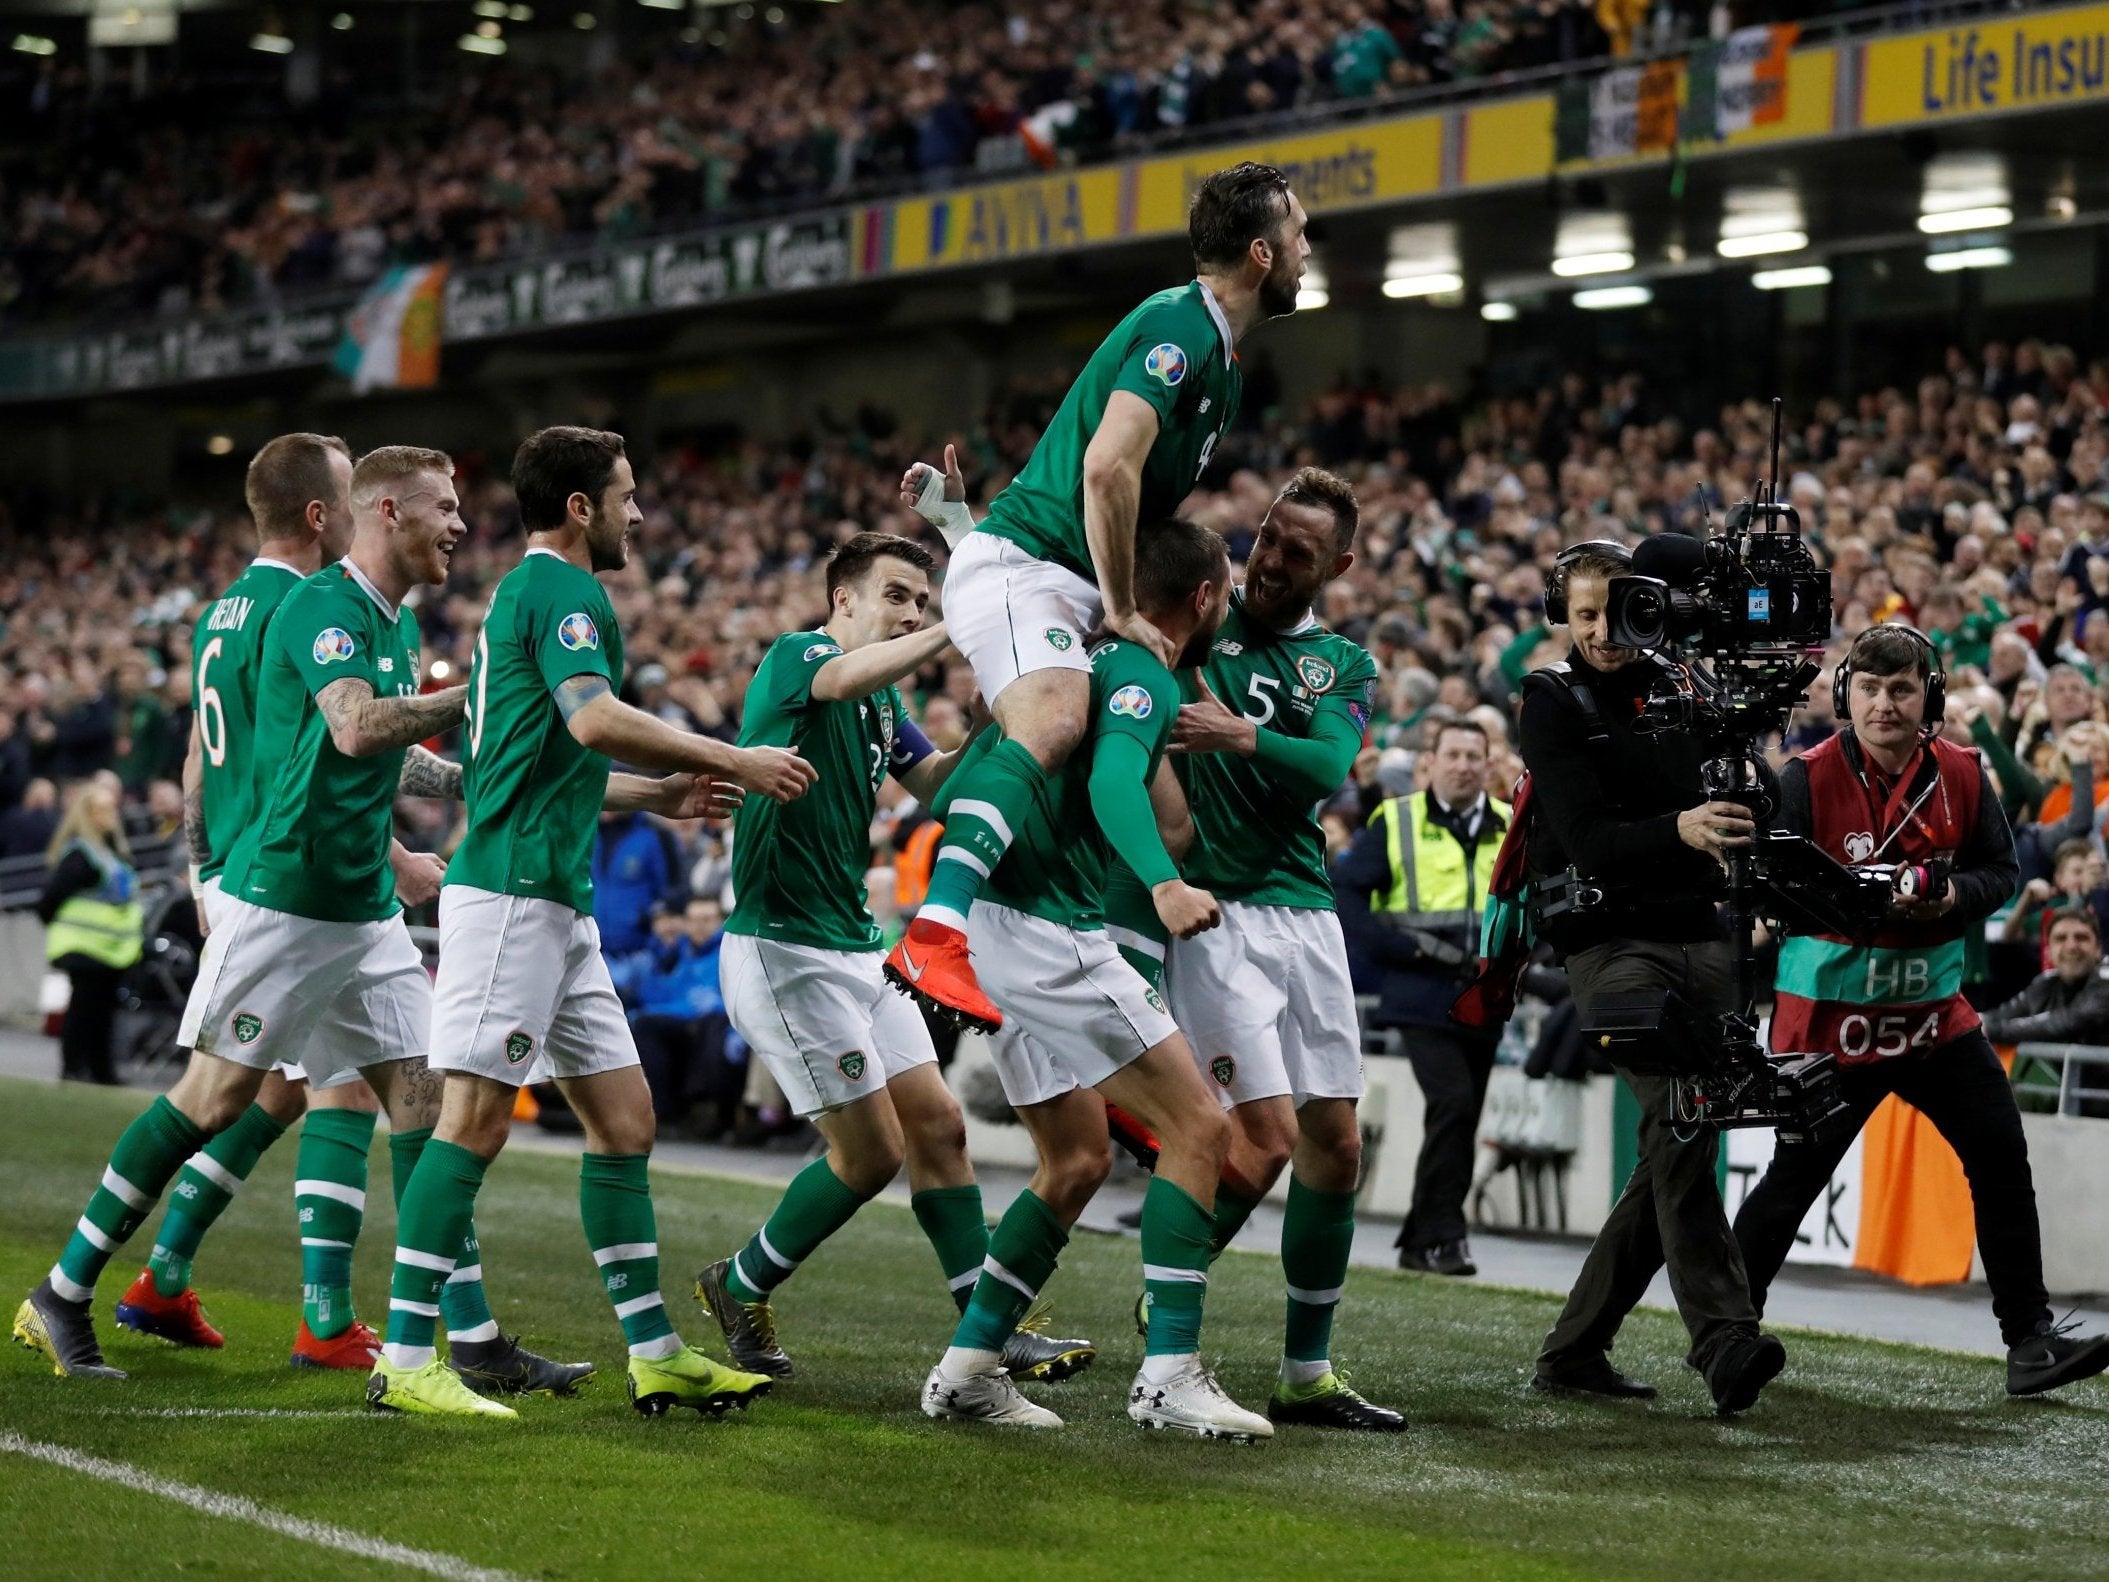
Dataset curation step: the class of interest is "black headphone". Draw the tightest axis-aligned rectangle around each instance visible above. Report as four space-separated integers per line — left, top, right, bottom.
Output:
1545 540 1634 624
1831 621 1946 724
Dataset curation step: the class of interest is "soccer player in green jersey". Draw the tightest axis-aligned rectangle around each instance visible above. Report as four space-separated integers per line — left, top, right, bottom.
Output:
1107 468 1406 1432
111 433 414 1371
698 530 1093 1386
371 426 815 1420
16 446 582 1401
886 162 1308 1035
921 519 1274 1441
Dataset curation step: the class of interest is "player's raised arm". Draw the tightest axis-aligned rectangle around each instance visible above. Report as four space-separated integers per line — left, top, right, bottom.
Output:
904 444 977 548
1084 393 1172 668
316 677 467 758
554 674 816 803
811 621 953 703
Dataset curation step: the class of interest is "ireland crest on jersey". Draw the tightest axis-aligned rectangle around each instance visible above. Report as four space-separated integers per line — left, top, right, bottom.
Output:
1296 656 1337 694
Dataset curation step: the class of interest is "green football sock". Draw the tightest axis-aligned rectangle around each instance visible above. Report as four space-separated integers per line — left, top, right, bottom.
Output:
51 1096 205 1302
381 1137 484 1370
1281 1174 1357 1370
1141 1176 1213 1358
1208 1183 1265 1261
948 1190 1065 1356
581 1152 680 1360
724 1155 875 1304
911 1185 990 1312
390 1126 498 1345
917 738 1047 931
146 1102 288 1297
1101 862 1170 989
293 1108 373 1338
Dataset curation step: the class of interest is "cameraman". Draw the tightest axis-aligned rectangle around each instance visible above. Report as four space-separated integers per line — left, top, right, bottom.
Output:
1522 545 1787 1414
1736 624 2109 1396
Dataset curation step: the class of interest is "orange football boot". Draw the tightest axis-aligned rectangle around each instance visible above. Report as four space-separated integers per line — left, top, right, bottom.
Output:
884 918 1003 1032
114 1269 225 1348
289 1318 381 1370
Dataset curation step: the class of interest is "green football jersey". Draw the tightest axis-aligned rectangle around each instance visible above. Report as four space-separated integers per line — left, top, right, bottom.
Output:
979 281 1242 580
1178 592 1377 909
220 560 424 923
448 548 625 915
986 637 1182 929
727 630 908 953
191 557 303 883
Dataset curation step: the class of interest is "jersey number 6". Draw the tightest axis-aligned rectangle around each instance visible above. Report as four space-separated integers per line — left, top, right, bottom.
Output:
197 637 228 768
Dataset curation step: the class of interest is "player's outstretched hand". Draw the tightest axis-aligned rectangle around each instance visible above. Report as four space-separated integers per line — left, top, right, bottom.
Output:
390 848 447 908
1171 674 1255 756
1152 878 1221 939
1104 608 1177 669
654 773 745 821
731 745 818 803
901 443 966 512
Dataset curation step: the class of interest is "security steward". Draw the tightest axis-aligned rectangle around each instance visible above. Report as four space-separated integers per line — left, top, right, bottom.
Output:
1736 623 2109 1397
1336 717 1506 1277
1521 543 1787 1415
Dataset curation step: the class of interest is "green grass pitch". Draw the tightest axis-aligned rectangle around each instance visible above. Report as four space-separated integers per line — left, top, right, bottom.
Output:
1 1076 2103 1581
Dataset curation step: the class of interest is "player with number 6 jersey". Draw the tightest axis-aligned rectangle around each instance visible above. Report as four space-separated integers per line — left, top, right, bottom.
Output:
886 162 1309 1038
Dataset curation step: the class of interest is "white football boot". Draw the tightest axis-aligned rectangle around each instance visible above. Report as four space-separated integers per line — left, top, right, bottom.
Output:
921 1361 1064 1428
1126 1359 1273 1441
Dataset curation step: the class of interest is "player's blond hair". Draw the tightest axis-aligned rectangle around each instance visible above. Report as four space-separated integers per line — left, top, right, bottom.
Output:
350 445 454 509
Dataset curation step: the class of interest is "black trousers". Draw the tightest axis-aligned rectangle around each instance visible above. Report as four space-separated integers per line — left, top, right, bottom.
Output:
1396 1023 1498 1251
57 956 124 1085
1540 938 1760 1375
633 1013 736 1124
1733 1029 2051 1347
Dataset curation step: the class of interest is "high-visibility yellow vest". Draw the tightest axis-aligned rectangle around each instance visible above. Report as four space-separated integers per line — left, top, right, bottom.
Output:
45 840 144 971
1370 791 1502 934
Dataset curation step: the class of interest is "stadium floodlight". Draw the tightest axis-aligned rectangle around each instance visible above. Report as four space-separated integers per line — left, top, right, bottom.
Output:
1296 284 1329 311
509 4 533 18
330 12 353 29
458 31 507 53
1752 264 1832 290
1382 271 1463 300
573 10 596 25
11 33 57 54
206 434 235 456
1925 246 2012 273
1573 284 1652 310
1917 205 2011 235
1551 250 1634 278
1481 301 1518 322
249 31 294 53
639 0 686 9
473 0 508 17
1717 230 1807 259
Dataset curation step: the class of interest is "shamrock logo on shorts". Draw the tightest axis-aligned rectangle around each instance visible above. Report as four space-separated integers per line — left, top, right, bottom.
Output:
1044 628 1074 652
1144 988 1167 1014
233 1012 264 1045
838 1052 868 1081
1209 1055 1236 1088
505 1031 534 1065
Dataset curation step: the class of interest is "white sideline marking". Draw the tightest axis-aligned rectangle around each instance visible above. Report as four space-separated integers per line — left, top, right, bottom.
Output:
92 1407 383 1421
0 1430 527 1581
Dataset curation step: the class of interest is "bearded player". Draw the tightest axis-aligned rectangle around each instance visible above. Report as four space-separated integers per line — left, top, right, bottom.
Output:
697 530 1092 1386
885 161 1309 1035
369 426 815 1419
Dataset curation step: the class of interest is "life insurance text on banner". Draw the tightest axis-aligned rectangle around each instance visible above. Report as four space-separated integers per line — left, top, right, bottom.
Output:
1861 1 2109 126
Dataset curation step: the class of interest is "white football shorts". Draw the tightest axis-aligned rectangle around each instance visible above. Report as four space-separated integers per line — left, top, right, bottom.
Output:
721 934 938 1118
942 531 1099 706
1169 901 1363 1108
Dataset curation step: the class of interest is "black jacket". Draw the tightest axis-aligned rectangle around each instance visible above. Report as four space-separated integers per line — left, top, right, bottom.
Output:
1334 789 1507 1034
1516 650 1726 953
1982 965 2109 1046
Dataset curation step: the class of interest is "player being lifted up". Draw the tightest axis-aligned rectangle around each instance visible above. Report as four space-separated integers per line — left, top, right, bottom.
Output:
885 162 1308 1033
16 446 583 1401
1106 469 1405 1433
112 433 400 1371
698 530 1093 1386
370 426 815 1420
921 519 1273 1442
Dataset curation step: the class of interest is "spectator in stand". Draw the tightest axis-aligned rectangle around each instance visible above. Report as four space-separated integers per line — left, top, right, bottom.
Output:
36 779 142 1085
1983 905 2109 1118
0 777 59 860
619 897 742 1135
591 806 690 960
0 707 29 813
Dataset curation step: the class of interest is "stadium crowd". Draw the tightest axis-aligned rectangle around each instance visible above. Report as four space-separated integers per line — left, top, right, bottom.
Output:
10 332 2109 1101
7 0 1753 326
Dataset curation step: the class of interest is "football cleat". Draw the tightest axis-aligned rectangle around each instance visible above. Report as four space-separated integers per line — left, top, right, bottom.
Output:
13 1281 126 1380
1127 1361 1273 1442
884 920 1003 1033
2006 1317 2109 1397
367 1357 517 1418
627 1345 774 1418
1105 1105 1161 1172
1267 1371 1408 1432
448 1334 596 1397
114 1270 225 1349
694 1257 793 1379
1002 1299 1095 1382
290 1319 382 1371
921 1362 1063 1428
1132 1289 1151 1339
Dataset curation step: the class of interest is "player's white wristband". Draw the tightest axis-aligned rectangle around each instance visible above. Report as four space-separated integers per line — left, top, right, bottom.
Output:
911 463 977 549
187 862 203 899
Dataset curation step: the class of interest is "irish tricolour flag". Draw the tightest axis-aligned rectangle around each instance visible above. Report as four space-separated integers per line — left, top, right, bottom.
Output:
333 263 447 393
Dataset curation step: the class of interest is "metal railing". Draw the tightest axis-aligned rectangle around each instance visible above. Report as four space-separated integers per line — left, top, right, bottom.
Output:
2011 1042 2109 1116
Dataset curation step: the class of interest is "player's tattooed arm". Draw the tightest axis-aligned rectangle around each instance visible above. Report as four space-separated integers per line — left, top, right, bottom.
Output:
316 678 468 757
553 673 612 721
181 716 210 869
398 745 463 800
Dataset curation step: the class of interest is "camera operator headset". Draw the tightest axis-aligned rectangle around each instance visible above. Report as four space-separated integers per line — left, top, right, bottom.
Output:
1519 539 1787 1414
1735 622 2109 1395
